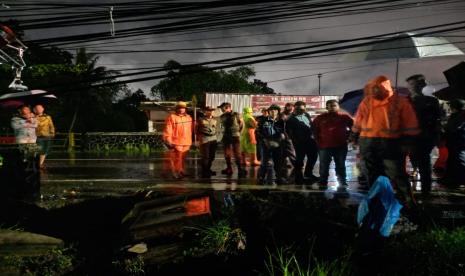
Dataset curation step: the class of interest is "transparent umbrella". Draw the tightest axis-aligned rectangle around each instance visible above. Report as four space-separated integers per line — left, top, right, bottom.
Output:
341 32 464 88
0 89 57 109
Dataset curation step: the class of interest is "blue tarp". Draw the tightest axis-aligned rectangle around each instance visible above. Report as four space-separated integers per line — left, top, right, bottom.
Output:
357 176 403 237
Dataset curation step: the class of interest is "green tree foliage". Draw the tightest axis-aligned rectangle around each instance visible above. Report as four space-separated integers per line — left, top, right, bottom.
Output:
52 48 124 133
109 89 149 131
151 60 274 101
1 21 155 134
0 45 127 133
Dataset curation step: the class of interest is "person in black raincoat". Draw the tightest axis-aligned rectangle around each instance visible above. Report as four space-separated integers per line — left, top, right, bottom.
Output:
442 99 465 187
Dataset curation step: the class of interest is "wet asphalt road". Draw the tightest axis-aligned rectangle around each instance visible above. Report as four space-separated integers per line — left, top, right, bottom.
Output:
39 149 465 204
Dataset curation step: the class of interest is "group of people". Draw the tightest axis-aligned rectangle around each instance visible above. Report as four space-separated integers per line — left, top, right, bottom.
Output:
254 100 354 186
10 104 55 168
338 74 462 206
162 74 465 207
162 99 354 187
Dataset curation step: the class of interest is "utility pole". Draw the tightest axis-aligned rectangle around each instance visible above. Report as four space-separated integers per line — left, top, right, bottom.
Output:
318 73 322 95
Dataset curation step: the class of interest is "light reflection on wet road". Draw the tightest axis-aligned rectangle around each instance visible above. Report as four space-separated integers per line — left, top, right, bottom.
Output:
40 150 463 201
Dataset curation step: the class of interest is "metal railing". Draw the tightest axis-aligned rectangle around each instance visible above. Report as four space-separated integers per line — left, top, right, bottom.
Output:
52 132 82 151
0 132 81 151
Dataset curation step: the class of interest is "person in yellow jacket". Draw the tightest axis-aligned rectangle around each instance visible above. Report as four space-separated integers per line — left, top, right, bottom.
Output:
162 101 193 179
33 104 55 168
352 76 420 207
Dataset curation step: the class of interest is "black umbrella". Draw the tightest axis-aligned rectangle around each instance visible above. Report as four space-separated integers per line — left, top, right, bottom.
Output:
433 61 465 101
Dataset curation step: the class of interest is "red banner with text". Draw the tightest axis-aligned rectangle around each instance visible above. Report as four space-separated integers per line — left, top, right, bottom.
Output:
251 95 335 113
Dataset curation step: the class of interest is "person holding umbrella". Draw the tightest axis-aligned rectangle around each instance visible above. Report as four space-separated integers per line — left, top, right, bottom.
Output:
11 105 37 144
352 76 420 208
33 104 55 168
405 74 442 196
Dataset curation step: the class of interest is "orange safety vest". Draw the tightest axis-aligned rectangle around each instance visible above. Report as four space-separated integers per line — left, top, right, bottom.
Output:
163 113 193 146
352 76 420 139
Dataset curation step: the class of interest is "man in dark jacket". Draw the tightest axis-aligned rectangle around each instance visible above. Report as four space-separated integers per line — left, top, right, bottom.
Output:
406 74 442 196
280 103 296 169
256 104 285 184
255 108 269 162
286 101 319 184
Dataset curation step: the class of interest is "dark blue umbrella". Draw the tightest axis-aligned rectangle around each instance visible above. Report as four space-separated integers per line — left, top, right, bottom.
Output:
339 89 364 116
339 87 410 116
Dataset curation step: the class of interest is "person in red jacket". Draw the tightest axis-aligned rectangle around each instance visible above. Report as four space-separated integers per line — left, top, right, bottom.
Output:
352 76 420 207
313 99 354 187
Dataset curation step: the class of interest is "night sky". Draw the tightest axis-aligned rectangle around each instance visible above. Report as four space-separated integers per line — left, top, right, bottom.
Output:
2 0 465 96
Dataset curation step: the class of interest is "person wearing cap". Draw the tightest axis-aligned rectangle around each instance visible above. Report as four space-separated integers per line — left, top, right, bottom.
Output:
256 104 286 184
162 101 193 179
286 101 319 184
197 106 218 178
11 105 38 144
218 102 247 177
218 102 228 111
442 99 465 186
405 74 442 196
240 107 260 167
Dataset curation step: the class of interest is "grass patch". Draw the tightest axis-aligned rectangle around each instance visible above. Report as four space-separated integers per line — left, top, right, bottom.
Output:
184 219 246 257
383 226 465 275
264 246 352 276
112 255 145 276
0 247 75 276
89 143 154 155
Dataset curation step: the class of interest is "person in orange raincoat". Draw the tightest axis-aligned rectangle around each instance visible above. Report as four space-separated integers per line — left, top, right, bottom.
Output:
162 101 193 179
352 76 420 207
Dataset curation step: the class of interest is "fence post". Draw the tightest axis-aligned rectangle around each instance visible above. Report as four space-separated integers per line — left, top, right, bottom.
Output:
68 132 75 152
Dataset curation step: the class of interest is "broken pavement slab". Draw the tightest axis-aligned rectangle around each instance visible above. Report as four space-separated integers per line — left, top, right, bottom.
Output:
122 192 212 242
0 229 63 256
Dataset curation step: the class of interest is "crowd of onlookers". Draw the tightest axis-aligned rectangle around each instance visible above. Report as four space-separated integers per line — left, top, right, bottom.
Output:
162 74 465 206
8 74 464 207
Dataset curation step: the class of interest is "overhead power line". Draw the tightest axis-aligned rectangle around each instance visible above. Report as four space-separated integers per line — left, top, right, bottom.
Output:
31 20 465 91
15 0 460 47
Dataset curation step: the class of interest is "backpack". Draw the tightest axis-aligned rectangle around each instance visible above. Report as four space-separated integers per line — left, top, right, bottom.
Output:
260 119 277 138
221 112 240 142
260 119 281 148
